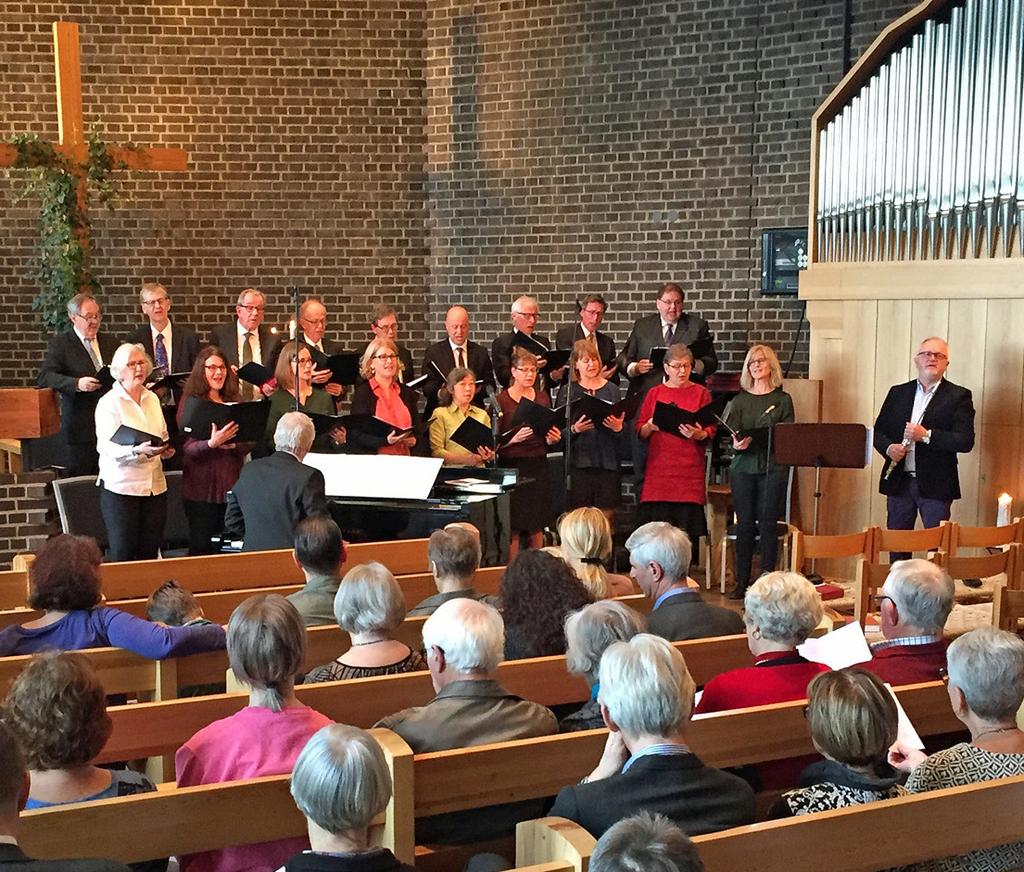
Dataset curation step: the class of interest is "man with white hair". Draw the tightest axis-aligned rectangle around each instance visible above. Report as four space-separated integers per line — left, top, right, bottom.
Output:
548 634 754 838
224 412 328 552
862 558 954 686
626 522 744 641
490 294 564 389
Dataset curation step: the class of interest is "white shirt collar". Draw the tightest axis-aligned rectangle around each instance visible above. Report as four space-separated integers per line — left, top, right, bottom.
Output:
73 326 93 344
0 835 17 847
236 320 253 337
151 321 171 341
449 340 466 353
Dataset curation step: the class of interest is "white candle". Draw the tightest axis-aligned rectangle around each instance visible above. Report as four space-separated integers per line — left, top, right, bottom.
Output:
997 493 1012 526
288 318 296 339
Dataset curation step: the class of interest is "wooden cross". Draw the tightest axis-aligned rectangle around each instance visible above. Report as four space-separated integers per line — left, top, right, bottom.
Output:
0 21 188 257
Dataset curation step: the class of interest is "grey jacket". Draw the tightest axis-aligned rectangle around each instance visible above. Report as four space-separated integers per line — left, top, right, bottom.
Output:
286 574 342 627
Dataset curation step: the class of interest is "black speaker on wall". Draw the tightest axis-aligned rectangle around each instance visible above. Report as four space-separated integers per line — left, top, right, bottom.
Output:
760 227 808 295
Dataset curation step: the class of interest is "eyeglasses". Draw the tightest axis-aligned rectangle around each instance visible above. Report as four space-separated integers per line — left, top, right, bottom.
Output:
374 353 399 361
125 360 148 369
748 357 768 367
142 297 169 307
581 308 604 317
916 351 947 360
204 364 228 373
74 313 101 323
294 357 315 366
514 366 538 374
665 361 691 370
513 311 539 320
873 594 895 607
238 304 264 313
301 317 326 327
375 321 398 332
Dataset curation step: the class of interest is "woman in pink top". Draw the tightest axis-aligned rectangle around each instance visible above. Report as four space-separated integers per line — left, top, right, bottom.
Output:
348 338 421 456
175 595 333 872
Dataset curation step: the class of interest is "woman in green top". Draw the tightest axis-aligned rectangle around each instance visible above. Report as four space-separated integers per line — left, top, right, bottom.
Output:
724 344 795 599
264 340 346 455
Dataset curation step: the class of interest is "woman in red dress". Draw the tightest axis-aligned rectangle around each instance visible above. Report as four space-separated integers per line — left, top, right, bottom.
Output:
635 343 714 568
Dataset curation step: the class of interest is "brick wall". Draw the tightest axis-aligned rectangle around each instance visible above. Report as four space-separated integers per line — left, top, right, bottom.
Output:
0 471 58 569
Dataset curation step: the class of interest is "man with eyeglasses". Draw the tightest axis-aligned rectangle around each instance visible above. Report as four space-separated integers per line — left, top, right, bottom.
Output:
298 298 345 403
874 337 975 547
366 303 414 381
209 288 282 399
555 292 619 383
126 282 200 404
420 305 495 417
37 293 121 476
491 295 563 389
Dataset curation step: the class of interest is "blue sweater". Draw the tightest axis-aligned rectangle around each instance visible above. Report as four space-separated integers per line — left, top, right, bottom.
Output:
0 606 226 658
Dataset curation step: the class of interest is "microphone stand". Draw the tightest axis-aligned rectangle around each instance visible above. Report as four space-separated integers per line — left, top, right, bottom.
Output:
563 378 574 504
289 286 303 413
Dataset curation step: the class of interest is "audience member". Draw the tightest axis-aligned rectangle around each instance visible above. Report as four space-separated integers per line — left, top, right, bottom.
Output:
557 508 633 599
0 719 131 872
224 412 328 551
283 725 415 872
408 525 497 616
500 549 594 660
589 812 705 872
367 304 414 378
145 580 209 626
175 595 333 872
126 282 200 404
625 522 743 641
287 515 347 627
94 342 174 562
862 558 953 685
37 293 120 477
549 634 754 838
561 600 646 732
769 668 904 818
0 535 225 658
303 562 426 683
178 345 251 554
428 367 495 466
264 341 346 455
348 338 421 455
208 288 281 399
374 598 556 844
421 305 494 417
890 627 1024 872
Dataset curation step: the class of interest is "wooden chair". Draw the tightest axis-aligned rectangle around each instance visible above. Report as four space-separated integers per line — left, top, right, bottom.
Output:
874 524 949 561
992 583 1024 633
853 558 894 626
789 526 878 576
937 543 1022 592
944 520 1024 557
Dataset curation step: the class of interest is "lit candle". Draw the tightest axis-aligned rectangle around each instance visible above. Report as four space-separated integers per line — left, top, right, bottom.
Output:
997 493 1012 527
288 318 296 339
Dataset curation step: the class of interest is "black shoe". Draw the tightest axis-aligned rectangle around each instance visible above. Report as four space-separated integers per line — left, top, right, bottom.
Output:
727 585 746 600
962 578 983 589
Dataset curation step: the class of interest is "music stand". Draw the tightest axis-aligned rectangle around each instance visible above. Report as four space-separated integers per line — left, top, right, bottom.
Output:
772 423 870 540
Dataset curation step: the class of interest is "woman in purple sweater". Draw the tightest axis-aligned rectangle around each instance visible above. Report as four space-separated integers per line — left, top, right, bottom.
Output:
0 534 225 658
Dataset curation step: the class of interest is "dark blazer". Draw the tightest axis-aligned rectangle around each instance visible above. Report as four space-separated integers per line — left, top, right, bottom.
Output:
555 323 618 383
348 380 423 454
420 339 495 416
646 593 746 642
548 752 755 839
208 322 282 368
0 843 130 872
125 321 200 375
491 330 554 390
873 378 975 501
37 330 121 443
618 312 718 394
224 451 328 551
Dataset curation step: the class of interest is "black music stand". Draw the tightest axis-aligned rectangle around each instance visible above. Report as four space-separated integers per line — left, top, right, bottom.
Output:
772 423 870 538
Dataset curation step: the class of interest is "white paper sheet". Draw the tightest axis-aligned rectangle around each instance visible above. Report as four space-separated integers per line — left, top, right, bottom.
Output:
302 453 443 500
797 619 873 670
886 683 926 750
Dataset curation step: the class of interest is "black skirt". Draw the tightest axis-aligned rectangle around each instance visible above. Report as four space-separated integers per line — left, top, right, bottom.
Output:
509 454 556 532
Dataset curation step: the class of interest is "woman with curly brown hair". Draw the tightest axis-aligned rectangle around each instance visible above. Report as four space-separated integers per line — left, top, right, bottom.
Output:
500 549 594 660
0 534 225 658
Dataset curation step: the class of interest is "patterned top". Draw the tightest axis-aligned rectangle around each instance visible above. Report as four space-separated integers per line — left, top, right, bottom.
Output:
903 743 1024 872
303 648 426 684
771 759 905 818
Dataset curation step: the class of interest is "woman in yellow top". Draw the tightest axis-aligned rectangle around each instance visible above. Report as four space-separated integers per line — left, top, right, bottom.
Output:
428 367 496 466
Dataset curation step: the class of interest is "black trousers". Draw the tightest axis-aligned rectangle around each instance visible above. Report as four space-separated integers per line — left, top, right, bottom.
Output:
730 467 788 589
65 440 99 478
185 499 227 556
100 488 167 562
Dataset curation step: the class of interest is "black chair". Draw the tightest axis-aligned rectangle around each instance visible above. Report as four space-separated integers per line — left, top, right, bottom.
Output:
161 470 189 557
52 475 109 552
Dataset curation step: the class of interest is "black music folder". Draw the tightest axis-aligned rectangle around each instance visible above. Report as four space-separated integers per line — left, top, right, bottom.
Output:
450 416 495 454
652 401 718 436
308 348 361 385
110 425 167 447
145 368 191 393
96 366 116 390
506 397 564 437
180 396 271 444
236 361 274 387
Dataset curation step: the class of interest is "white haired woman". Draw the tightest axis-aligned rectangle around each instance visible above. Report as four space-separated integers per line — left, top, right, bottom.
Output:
694 570 827 790
284 724 415 872
175 595 332 872
560 600 646 732
94 342 175 561
303 562 426 683
723 344 795 599
889 626 1024 872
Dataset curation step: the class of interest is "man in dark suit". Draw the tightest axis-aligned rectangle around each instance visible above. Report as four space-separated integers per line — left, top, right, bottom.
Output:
555 292 618 383
548 634 754 839
367 302 414 380
625 522 744 641
298 297 346 404
36 293 121 477
491 295 566 390
0 720 130 871
618 282 718 395
224 412 328 552
126 282 200 403
421 305 495 417
874 336 975 557
208 288 282 399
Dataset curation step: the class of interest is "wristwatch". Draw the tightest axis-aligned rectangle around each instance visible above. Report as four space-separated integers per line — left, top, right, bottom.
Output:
922 429 932 444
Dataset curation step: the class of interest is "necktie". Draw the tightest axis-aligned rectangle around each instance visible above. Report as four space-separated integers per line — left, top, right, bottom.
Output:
83 338 101 371
456 347 465 370
664 323 675 346
154 333 169 370
242 332 254 399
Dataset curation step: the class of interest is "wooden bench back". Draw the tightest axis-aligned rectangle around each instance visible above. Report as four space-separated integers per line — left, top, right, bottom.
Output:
875 524 949 558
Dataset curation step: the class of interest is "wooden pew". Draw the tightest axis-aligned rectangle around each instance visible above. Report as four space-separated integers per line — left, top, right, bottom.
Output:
517 771 1024 872
18 681 961 867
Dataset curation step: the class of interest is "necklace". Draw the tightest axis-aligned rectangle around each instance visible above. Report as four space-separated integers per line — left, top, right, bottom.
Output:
974 726 1019 741
349 639 388 647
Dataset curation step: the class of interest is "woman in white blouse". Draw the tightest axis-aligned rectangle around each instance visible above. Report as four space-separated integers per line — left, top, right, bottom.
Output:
94 343 175 561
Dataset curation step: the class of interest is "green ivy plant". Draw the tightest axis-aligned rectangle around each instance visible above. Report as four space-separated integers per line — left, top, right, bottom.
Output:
9 131 124 333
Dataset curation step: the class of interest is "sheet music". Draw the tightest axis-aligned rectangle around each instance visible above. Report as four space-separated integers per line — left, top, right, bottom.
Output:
797 620 873 670
302 453 443 500
886 683 926 751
